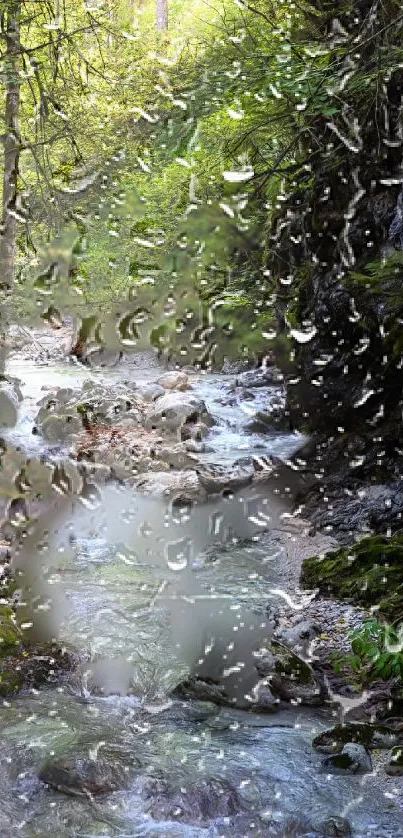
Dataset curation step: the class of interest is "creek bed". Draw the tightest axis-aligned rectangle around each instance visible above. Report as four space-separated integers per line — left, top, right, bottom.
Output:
1 350 402 836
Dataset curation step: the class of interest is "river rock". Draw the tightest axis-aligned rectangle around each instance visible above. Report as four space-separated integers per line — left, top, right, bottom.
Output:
155 443 199 470
39 412 83 442
196 457 255 495
144 392 212 433
142 776 242 823
277 619 320 657
236 367 283 388
181 420 210 442
35 381 144 441
255 641 323 705
312 816 352 837
136 383 165 402
321 742 372 775
135 469 205 502
312 722 402 754
0 378 23 427
174 675 280 712
174 676 230 705
157 371 190 391
39 754 129 796
245 402 289 434
385 745 403 775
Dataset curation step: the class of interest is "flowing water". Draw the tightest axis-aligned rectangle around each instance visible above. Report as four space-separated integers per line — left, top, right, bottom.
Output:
1 352 403 837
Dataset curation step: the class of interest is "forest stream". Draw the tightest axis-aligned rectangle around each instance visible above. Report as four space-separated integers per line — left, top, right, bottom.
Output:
0 336 402 838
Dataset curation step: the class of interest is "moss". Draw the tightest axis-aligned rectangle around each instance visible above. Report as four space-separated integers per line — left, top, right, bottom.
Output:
301 535 403 619
0 669 24 697
0 605 21 654
312 722 401 754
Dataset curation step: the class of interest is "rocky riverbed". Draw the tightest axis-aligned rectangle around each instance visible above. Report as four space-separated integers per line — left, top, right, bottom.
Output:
0 324 401 836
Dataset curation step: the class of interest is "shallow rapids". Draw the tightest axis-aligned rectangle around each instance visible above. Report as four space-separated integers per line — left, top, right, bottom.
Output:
1 350 402 837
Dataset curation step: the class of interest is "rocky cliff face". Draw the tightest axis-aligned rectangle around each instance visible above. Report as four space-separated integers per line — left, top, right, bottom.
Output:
269 1 403 538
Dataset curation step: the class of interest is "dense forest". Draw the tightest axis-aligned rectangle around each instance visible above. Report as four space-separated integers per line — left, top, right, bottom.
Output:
1 1 403 836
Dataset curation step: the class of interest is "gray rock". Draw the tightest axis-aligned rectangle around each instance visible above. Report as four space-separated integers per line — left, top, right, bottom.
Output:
145 392 212 433
313 722 402 754
39 412 83 442
252 682 280 712
321 742 372 774
313 816 352 837
245 402 289 434
39 755 129 796
256 641 323 706
135 469 204 501
236 367 283 388
0 378 23 427
156 371 190 391
196 457 255 495
385 745 403 776
136 383 165 402
156 443 199 470
277 619 320 657
181 420 210 442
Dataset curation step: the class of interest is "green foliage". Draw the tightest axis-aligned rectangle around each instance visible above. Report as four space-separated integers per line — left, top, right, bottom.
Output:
334 618 403 684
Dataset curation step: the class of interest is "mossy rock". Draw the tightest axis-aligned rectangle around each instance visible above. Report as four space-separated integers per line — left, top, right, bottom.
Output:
385 746 403 776
301 535 403 618
0 668 24 697
268 641 323 705
313 722 402 754
0 605 21 654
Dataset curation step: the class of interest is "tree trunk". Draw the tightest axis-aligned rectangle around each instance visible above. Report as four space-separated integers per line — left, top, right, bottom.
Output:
156 0 168 31
0 0 21 291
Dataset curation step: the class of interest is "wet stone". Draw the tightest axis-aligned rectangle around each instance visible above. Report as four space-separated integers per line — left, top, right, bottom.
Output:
312 722 402 754
385 745 403 776
312 816 352 837
321 742 372 775
39 754 130 797
256 641 323 706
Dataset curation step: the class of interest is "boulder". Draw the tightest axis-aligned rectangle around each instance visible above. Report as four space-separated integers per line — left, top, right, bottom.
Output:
136 383 165 402
39 754 129 797
39 412 83 442
236 367 283 388
135 470 205 502
255 641 323 705
245 402 289 434
0 378 23 427
157 371 190 391
174 674 280 713
196 457 255 495
156 443 199 470
144 392 212 433
385 746 403 776
321 742 372 775
35 381 145 443
312 816 352 837
180 421 210 442
277 619 320 658
312 722 402 754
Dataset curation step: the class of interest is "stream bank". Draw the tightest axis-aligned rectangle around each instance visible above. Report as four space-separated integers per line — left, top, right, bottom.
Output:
0 325 402 836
